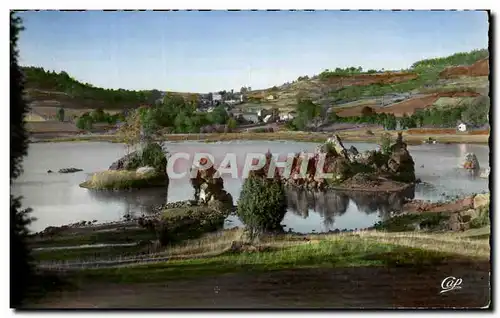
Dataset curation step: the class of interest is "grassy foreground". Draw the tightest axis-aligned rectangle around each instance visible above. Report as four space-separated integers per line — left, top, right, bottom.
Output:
31 129 489 145
36 228 489 284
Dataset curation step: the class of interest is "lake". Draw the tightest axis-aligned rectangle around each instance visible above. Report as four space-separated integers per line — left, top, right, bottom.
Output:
11 141 490 233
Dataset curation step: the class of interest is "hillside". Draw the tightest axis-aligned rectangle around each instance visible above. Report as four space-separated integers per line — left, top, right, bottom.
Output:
239 49 490 117
21 66 204 136
23 49 490 137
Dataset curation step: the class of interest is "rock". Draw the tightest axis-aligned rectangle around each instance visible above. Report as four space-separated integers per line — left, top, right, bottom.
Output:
480 167 490 179
473 193 490 209
346 146 359 161
387 147 416 183
463 153 480 170
354 150 377 166
448 213 466 231
47 170 53 173
459 209 479 223
323 156 352 181
326 135 350 160
58 168 83 173
136 166 156 175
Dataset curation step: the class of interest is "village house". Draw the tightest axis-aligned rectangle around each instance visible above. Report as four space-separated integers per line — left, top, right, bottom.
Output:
457 122 467 132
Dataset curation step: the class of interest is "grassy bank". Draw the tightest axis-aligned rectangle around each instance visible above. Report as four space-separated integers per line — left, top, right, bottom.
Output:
79 170 168 190
31 129 489 145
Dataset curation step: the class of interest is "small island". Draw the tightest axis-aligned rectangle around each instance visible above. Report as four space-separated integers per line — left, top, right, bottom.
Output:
278 132 416 192
79 142 169 190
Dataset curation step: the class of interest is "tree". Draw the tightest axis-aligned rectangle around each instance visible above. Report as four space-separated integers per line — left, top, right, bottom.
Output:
461 96 490 127
236 175 287 240
227 117 237 131
296 98 323 130
76 114 93 130
383 114 397 130
56 107 65 122
209 105 229 125
328 111 340 123
91 108 106 122
361 106 375 117
400 113 410 129
11 12 34 307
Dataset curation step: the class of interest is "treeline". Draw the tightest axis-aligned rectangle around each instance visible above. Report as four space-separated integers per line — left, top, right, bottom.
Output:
75 109 126 130
138 94 236 135
319 66 379 80
411 49 489 70
22 66 155 106
286 96 489 132
330 98 489 130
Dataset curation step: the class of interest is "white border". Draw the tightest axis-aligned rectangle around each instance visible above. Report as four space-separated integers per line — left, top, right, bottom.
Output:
2 0 498 316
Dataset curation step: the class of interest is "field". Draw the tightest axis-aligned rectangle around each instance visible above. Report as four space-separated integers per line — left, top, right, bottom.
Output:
27 227 490 308
26 106 122 122
336 91 482 117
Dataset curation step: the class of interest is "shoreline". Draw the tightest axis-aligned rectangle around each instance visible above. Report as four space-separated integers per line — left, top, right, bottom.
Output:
29 131 490 145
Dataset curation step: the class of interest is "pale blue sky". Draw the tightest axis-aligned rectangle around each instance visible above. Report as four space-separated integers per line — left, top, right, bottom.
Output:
18 10 489 93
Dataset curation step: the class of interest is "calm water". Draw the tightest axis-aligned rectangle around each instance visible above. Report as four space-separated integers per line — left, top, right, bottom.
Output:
11 141 490 233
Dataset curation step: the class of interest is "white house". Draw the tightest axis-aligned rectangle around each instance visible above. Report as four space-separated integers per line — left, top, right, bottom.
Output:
457 123 467 132
212 93 222 103
266 95 275 101
279 112 295 122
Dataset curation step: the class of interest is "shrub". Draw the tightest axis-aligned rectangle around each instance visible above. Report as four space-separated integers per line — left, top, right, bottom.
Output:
227 117 237 130
236 176 287 240
140 142 168 174
56 107 65 122
366 129 374 136
76 114 93 130
470 206 490 229
154 206 228 246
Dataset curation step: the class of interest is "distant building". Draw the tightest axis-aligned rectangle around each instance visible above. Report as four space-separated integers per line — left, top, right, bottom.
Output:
457 123 467 132
212 93 222 105
279 112 295 122
242 113 259 124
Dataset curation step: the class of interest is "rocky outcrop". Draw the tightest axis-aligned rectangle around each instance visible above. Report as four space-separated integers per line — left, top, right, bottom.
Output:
190 157 234 212
283 134 416 191
463 153 480 170
473 193 490 209
480 167 490 179
386 141 416 182
136 166 156 175
53 168 83 174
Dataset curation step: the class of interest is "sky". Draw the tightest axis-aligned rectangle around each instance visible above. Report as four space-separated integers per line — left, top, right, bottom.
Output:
18 10 489 93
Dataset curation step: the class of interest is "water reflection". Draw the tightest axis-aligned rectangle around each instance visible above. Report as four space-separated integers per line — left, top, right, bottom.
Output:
286 186 415 229
87 188 169 218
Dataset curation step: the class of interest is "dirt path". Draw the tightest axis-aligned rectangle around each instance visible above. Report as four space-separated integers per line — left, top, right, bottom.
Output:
27 260 490 309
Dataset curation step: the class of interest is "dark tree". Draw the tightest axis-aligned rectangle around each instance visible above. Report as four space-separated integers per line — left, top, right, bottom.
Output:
10 11 34 307
361 106 375 117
